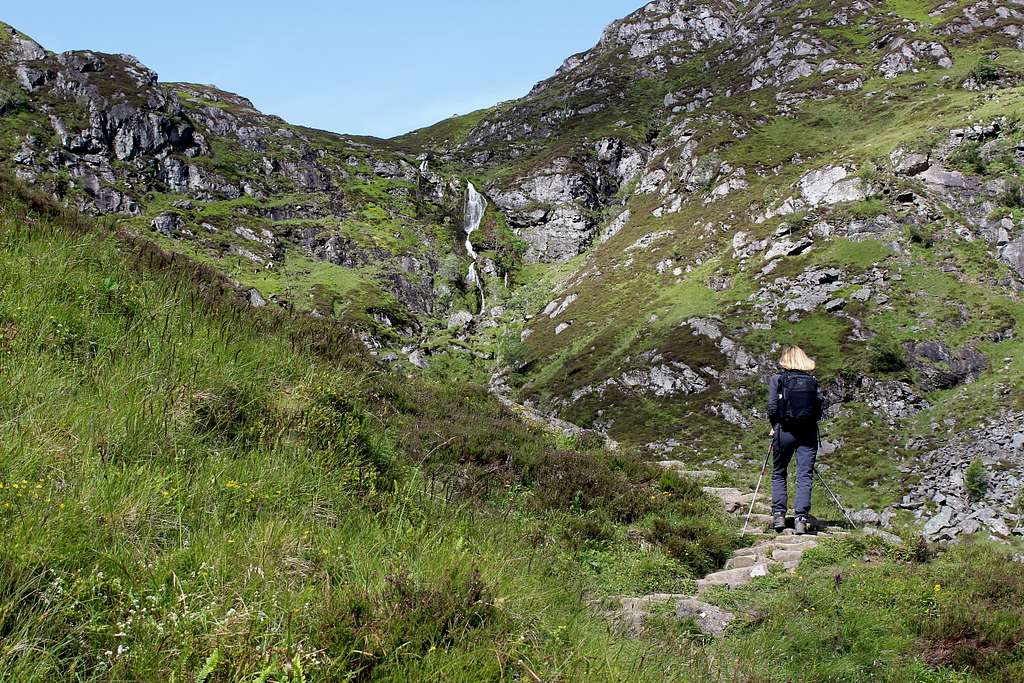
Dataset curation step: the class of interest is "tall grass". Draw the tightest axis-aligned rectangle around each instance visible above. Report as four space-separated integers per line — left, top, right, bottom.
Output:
2 180 1021 682
0 180 735 680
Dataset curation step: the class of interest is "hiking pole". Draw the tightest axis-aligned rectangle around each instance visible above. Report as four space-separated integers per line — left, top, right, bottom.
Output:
813 467 858 529
743 426 776 533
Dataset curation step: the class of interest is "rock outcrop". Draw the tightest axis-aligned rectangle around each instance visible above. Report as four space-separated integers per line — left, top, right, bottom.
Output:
894 412 1024 542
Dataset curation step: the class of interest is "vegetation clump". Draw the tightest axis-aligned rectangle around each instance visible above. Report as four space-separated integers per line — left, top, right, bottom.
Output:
965 457 989 501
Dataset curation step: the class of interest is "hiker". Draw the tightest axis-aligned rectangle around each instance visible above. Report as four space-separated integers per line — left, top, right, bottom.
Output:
767 346 824 535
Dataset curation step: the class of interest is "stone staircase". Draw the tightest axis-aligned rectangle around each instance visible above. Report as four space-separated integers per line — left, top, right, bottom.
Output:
607 464 849 637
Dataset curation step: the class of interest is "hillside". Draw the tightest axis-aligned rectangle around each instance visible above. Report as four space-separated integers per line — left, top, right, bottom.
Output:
427 0 1024 541
2 0 1024 679
3 178 1023 681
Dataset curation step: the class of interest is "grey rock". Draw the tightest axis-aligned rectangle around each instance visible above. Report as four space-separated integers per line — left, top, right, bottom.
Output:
850 508 881 526
619 362 708 397
923 506 954 536
407 349 430 369
765 236 814 261
906 340 988 390
862 527 902 544
675 598 735 636
1001 237 1024 279
921 165 974 191
447 310 474 330
247 289 267 308
799 166 866 206
151 214 184 238
825 298 846 312
890 149 930 176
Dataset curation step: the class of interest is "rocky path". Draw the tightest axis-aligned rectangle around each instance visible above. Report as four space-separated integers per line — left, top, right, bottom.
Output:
608 464 849 637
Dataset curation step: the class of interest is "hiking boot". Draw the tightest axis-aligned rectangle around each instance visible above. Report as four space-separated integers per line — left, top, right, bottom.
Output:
772 513 786 532
794 515 809 535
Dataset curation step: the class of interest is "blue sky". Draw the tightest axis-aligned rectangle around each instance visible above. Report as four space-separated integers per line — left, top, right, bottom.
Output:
6 1 643 138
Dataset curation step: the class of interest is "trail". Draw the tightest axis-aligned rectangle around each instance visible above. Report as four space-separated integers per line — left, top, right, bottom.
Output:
607 462 851 637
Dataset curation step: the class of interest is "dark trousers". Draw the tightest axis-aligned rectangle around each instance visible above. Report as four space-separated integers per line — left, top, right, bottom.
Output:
771 426 818 517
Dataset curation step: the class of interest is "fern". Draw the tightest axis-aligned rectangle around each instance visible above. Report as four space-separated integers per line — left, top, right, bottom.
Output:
254 661 277 683
195 649 221 683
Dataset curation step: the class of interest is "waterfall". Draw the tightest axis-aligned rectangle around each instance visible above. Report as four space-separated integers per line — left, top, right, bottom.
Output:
464 181 487 313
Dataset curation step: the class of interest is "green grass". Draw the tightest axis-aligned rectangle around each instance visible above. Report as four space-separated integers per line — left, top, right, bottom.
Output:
0 179 747 681
695 539 1024 682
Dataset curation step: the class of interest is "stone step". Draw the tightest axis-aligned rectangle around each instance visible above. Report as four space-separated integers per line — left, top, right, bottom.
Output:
608 594 689 636
697 563 770 592
773 534 819 546
675 598 735 636
726 554 766 569
654 463 718 480
703 487 756 513
787 541 819 553
772 549 806 564
733 543 777 558
745 513 775 526
618 593 688 610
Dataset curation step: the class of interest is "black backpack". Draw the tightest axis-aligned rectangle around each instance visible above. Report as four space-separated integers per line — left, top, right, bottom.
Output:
779 371 822 427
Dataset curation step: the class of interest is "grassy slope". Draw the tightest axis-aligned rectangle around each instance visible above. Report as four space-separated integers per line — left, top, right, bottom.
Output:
2 179 1021 682
0 178 740 681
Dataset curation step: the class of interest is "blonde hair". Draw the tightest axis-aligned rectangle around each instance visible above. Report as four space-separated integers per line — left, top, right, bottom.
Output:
779 346 816 372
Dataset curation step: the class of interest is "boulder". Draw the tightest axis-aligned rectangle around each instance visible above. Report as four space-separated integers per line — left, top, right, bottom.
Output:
1001 237 1024 278
247 289 267 308
906 341 988 390
447 310 474 331
151 214 184 238
850 508 881 526
890 149 930 176
799 166 866 206
923 506 954 537
675 598 735 636
765 236 813 261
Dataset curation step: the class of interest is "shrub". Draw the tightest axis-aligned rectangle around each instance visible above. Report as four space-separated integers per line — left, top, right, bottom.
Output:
965 457 989 501
971 57 1000 86
302 379 398 488
315 569 499 679
1000 179 1024 209
949 141 987 175
646 518 735 576
907 223 937 248
868 335 906 374
563 516 615 547
848 199 887 220
528 450 652 522
0 86 28 115
188 380 276 447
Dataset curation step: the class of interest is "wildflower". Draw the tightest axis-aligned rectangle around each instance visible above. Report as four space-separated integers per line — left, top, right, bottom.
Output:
934 583 942 593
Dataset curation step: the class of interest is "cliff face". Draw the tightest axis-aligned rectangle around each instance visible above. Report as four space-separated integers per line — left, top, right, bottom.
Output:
4 2 1024 532
0 23 503 336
